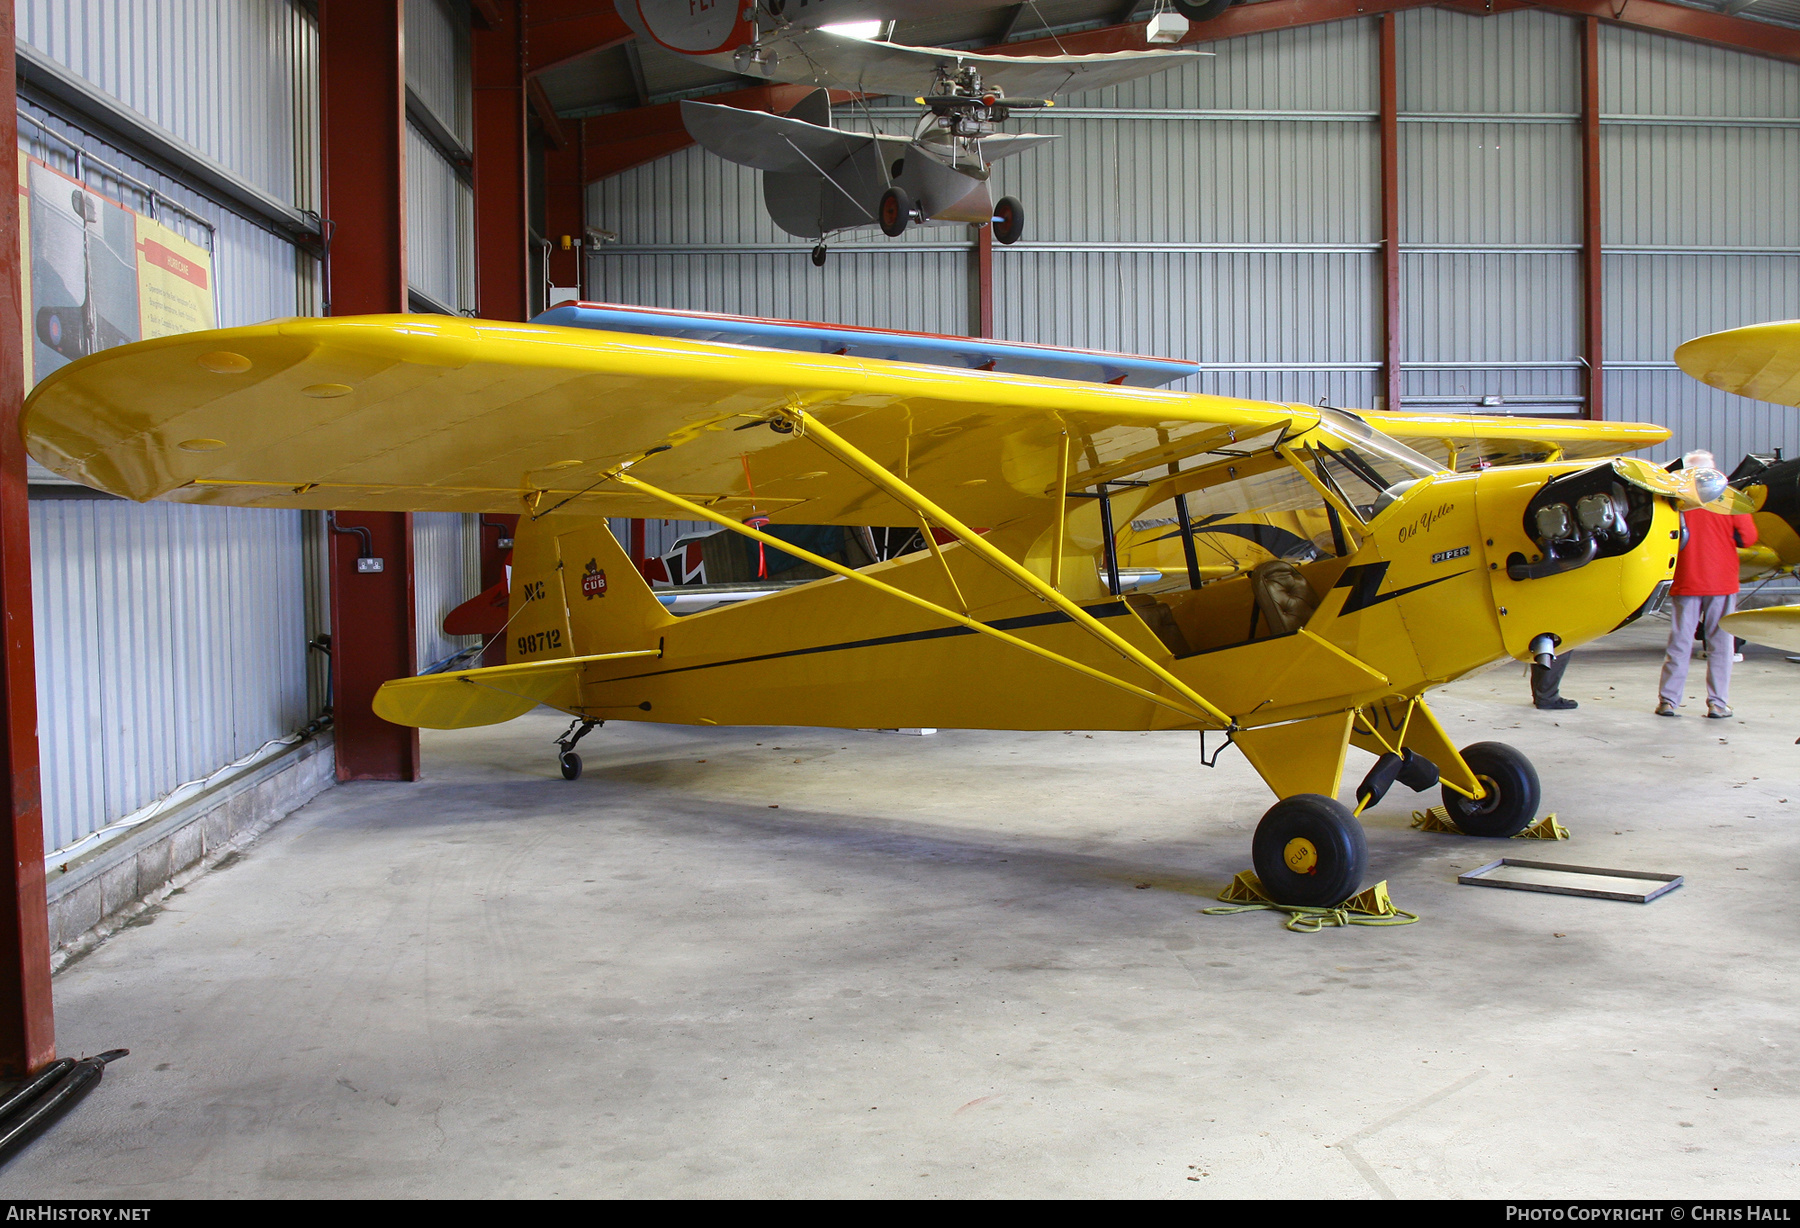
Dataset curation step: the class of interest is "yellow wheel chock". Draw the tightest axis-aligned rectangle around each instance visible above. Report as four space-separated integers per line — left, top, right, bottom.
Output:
1202 871 1419 932
1410 806 1569 840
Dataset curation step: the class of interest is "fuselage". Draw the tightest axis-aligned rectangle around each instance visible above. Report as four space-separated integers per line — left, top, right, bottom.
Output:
513 458 1677 734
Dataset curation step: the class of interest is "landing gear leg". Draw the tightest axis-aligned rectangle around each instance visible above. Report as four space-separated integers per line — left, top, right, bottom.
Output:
1439 741 1540 836
555 718 602 781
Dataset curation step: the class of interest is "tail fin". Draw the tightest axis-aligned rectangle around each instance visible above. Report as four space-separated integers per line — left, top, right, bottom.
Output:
506 512 672 666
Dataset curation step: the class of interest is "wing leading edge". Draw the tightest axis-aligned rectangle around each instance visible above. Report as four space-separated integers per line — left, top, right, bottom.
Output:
22 315 1298 524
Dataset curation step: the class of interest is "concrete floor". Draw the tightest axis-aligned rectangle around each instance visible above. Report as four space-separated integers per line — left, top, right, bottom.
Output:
4 618 1798 1198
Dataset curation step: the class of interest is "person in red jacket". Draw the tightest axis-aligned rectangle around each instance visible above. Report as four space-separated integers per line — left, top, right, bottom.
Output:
1658 450 1758 719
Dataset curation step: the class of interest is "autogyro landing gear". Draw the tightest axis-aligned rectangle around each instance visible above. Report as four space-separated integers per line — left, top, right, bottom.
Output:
1439 741 1540 837
555 718 602 780
992 196 1026 245
811 244 828 267
1251 793 1368 907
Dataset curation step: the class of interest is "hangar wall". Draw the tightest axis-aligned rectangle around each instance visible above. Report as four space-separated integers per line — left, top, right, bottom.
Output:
13 0 485 863
585 10 1800 461
16 1 327 862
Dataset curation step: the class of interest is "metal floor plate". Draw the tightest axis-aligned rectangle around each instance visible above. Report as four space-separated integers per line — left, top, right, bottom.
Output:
1458 858 1683 903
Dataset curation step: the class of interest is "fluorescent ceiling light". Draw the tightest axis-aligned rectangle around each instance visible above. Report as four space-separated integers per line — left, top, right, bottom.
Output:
821 21 882 39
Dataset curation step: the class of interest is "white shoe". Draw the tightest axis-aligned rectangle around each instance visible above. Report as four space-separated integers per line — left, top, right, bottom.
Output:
1733 652 1744 662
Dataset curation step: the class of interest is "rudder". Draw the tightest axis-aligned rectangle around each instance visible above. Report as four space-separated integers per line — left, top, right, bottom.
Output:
507 513 672 666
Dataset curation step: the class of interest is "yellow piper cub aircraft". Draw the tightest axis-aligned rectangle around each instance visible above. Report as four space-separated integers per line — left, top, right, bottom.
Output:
25 316 1685 906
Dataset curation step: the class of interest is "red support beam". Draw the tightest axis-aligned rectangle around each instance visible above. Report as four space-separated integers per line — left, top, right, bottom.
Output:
992 0 1435 55
584 85 863 184
474 0 531 322
544 125 586 294
975 224 994 340
523 1 633 77
1580 14 1604 420
993 0 1800 65
1379 12 1402 416
1540 0 1800 63
0 2 54 1079
319 0 420 782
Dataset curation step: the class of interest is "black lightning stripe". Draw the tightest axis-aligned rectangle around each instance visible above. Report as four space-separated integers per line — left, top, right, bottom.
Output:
1332 562 1468 616
601 601 1135 684
1145 522 1316 558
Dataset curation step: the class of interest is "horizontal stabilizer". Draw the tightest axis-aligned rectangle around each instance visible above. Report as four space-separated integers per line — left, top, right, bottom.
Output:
373 650 658 730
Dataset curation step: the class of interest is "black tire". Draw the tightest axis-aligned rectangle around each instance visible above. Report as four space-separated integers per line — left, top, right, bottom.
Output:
992 196 1025 245
560 751 582 781
1441 741 1539 837
1174 0 1235 19
1251 793 1368 908
879 188 911 237
810 244 828 268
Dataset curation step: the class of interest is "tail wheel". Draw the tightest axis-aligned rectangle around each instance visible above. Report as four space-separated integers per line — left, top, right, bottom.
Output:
559 751 582 781
811 244 828 267
1440 741 1539 836
992 196 1025 245
1251 794 1367 907
879 188 911 237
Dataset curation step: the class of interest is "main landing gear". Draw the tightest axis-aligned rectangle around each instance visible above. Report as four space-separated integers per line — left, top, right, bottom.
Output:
1248 740 1540 905
555 718 602 780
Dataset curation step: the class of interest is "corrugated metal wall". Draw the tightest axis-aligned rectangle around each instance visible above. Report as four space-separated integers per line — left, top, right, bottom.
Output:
16 4 326 856
405 122 475 312
404 0 474 313
1397 8 1583 415
29 502 309 857
413 513 483 671
17 0 319 211
992 23 1382 407
1601 25 1800 461
586 10 1799 460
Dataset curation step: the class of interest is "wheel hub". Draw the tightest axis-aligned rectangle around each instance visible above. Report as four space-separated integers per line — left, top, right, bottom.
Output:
1283 837 1318 876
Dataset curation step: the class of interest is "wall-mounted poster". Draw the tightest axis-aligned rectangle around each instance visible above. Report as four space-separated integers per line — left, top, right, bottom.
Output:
17 152 215 388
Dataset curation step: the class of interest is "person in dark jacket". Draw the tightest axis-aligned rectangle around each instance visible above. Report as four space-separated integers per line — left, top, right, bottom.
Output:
1658 451 1758 719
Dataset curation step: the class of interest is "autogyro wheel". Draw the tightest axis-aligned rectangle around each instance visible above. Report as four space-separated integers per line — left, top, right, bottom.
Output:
992 196 1025 245
559 751 583 781
1250 793 1368 907
810 244 828 268
879 188 911 237
1440 741 1539 837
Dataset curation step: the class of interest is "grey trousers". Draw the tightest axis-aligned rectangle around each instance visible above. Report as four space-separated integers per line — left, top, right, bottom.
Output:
1659 593 1737 709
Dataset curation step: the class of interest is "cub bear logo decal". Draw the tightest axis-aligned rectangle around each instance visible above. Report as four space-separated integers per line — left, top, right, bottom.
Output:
581 558 607 599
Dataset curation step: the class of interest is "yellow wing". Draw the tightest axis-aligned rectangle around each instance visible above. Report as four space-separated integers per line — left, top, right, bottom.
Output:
1370 411 1670 472
372 650 658 729
1720 605 1800 653
24 315 1299 526
1675 320 1800 407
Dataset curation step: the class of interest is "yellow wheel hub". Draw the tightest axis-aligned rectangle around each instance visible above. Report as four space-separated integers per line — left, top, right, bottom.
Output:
1283 837 1318 875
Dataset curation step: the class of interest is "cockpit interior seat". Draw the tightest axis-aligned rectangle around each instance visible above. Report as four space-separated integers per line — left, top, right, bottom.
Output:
1125 592 1192 657
1250 560 1319 637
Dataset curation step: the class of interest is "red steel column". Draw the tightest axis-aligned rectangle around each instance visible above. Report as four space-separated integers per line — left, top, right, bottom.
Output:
975 224 994 339
1379 12 1403 415
1580 15 1604 420
0 4 55 1077
543 128 585 300
474 0 530 322
319 0 420 781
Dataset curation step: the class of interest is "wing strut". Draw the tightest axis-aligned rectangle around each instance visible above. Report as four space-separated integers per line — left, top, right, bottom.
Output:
779 407 1237 731
607 472 1226 728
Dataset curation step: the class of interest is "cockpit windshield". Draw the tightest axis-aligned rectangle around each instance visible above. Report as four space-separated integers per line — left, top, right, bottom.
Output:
1310 408 1447 521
